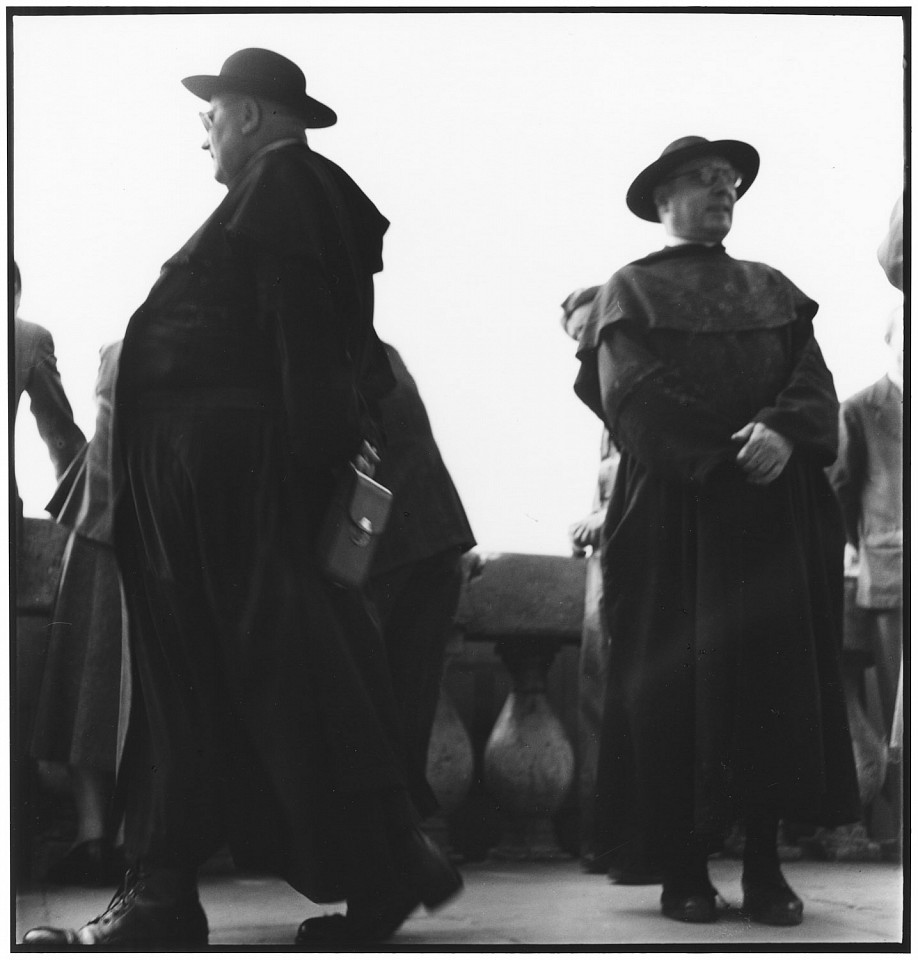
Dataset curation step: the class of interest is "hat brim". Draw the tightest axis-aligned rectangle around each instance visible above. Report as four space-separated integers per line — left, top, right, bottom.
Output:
626 139 760 222
182 74 337 128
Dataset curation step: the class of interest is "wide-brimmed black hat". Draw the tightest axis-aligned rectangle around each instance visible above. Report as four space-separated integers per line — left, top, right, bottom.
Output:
626 135 760 222
182 48 337 128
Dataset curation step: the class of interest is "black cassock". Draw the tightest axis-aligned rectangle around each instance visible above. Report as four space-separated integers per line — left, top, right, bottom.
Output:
113 142 412 902
574 244 860 863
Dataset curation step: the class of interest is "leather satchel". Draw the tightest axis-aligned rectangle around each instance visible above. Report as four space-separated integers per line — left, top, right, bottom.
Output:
317 464 393 588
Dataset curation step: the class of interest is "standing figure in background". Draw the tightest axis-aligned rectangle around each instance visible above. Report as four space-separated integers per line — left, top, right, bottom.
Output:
829 305 903 853
877 195 903 292
564 288 658 886
367 342 476 818
875 193 904 775
24 48 460 949
13 261 86 524
573 135 860 927
561 287 621 874
32 341 125 886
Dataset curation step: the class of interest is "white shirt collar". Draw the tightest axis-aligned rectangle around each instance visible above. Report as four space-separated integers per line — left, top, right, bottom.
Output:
664 235 720 248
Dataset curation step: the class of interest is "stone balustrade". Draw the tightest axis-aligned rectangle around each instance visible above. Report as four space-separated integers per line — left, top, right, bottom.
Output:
13 520 587 869
443 552 584 859
14 519 887 869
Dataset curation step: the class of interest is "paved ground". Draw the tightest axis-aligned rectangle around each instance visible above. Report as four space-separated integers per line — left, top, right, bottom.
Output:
15 857 904 948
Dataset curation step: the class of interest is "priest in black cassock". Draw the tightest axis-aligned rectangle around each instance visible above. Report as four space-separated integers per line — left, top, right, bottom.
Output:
573 136 860 927
24 49 461 949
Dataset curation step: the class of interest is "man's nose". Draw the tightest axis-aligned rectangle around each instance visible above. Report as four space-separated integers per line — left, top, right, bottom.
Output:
201 137 211 152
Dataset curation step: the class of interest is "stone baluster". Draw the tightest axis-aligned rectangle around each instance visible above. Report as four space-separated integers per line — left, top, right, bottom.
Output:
453 552 584 860
423 630 475 855
483 637 575 860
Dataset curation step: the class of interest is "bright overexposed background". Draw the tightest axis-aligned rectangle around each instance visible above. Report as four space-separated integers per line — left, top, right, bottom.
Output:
11 10 905 555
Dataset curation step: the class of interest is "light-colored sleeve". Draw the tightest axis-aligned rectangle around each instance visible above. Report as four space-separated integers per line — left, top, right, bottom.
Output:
22 325 87 479
877 195 904 291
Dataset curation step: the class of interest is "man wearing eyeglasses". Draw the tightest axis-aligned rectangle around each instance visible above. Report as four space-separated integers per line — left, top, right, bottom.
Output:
23 48 461 948
573 136 859 928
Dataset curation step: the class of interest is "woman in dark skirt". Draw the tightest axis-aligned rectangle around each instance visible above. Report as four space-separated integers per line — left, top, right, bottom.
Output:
32 341 124 885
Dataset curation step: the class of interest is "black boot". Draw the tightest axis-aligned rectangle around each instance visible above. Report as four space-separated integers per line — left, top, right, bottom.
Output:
22 864 208 947
295 826 463 944
660 843 718 924
741 870 803 926
741 806 803 926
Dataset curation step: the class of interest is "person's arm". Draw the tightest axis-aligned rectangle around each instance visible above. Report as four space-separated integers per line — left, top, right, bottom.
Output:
749 324 840 466
24 328 87 479
596 324 738 484
729 312 839 485
828 402 866 548
878 194 904 292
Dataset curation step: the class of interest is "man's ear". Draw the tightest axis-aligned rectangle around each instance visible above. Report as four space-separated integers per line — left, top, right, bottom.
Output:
652 184 671 217
239 97 262 135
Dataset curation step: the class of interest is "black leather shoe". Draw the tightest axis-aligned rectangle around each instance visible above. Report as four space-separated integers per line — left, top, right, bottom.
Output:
295 913 354 945
294 827 463 944
661 874 719 924
22 868 209 947
295 888 419 945
661 890 718 923
741 873 803 926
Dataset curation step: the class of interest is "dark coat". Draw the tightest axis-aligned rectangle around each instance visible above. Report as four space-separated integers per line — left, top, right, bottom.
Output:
368 343 475 817
574 244 860 854
371 343 475 576
112 142 409 901
32 342 124 772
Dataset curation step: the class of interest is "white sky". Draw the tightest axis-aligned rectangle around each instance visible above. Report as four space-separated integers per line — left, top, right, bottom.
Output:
10 8 906 556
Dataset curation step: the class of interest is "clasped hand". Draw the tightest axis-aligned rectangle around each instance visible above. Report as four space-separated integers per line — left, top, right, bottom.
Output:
731 421 793 485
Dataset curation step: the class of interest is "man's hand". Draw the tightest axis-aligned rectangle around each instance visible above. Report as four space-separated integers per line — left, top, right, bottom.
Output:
569 510 605 554
731 421 794 485
352 440 381 478
843 542 860 577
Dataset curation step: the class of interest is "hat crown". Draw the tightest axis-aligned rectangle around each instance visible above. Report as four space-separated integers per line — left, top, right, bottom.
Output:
182 47 337 128
659 135 715 160
219 48 306 93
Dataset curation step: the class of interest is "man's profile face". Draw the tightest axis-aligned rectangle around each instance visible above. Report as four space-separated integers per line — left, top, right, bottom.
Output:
657 154 738 243
200 94 250 185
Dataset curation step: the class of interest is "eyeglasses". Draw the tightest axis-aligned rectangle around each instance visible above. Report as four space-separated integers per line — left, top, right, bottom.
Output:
199 110 214 133
665 164 742 189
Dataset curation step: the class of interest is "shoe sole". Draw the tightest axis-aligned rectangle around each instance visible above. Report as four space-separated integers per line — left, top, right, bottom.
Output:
741 905 803 926
661 905 717 923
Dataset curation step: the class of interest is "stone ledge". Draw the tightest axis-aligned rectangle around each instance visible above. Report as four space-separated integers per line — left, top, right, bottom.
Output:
456 552 586 643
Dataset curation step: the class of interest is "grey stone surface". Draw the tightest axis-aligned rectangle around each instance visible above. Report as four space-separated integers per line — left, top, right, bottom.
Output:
15 858 904 947
457 552 586 641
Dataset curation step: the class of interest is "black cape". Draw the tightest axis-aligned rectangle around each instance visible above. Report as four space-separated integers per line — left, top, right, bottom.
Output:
113 144 411 901
574 245 860 856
